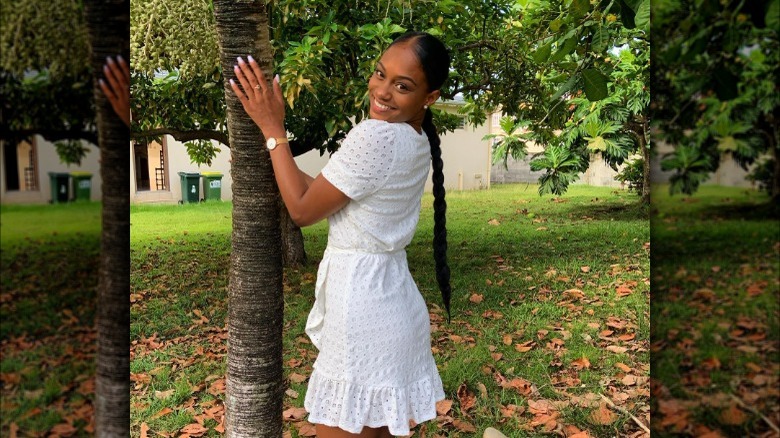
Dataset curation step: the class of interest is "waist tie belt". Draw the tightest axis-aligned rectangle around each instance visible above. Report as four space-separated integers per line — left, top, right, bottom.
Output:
325 245 406 257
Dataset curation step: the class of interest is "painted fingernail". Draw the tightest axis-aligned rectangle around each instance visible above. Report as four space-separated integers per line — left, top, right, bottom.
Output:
117 55 125 63
237 57 245 64
274 74 280 82
106 56 115 64
229 79 235 85
98 79 105 86
233 65 239 71
248 55 255 63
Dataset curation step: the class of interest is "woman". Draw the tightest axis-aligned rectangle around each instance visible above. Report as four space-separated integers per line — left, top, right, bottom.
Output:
230 31 451 437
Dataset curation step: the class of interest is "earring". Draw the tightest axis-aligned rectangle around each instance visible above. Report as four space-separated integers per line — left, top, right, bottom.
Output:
423 105 428 109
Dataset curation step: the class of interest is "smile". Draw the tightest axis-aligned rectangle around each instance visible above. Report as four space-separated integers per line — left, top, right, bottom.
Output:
372 97 394 112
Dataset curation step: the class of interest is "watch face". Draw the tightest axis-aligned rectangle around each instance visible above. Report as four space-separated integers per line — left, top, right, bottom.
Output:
267 138 277 150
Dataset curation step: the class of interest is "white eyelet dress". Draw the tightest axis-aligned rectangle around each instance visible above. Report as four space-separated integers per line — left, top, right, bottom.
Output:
303 119 446 435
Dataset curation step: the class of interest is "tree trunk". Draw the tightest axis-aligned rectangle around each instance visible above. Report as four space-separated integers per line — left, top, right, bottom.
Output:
213 2 284 436
280 200 307 267
641 133 650 205
82 1 130 436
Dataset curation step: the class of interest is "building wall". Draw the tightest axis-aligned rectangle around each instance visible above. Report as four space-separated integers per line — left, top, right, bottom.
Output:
295 104 493 193
130 136 233 203
650 141 757 188
1 136 102 204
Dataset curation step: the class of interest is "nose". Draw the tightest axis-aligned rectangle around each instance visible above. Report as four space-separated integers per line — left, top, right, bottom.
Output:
374 82 392 101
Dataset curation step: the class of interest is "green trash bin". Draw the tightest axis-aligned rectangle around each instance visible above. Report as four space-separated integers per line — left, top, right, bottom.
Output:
178 172 201 204
200 171 223 202
70 171 93 202
48 172 70 204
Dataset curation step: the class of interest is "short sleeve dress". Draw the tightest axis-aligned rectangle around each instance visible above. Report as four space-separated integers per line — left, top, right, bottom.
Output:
303 119 446 435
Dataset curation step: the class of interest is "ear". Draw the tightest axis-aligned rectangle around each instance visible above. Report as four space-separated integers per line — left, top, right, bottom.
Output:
426 90 441 107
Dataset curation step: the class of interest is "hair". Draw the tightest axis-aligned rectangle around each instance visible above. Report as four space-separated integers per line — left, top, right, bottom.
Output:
388 32 452 322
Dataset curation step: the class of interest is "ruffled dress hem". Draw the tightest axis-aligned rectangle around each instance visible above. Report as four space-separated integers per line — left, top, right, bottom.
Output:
304 368 446 435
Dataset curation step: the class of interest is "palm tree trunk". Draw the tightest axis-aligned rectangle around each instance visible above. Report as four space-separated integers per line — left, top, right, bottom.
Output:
213 1 284 436
280 200 307 267
82 1 130 436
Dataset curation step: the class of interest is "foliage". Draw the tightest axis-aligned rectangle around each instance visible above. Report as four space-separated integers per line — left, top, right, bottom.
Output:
481 0 650 197
0 0 96 148
184 139 221 167
529 143 585 195
0 0 90 77
652 0 780 197
746 158 776 194
54 139 90 166
483 116 531 168
614 158 644 194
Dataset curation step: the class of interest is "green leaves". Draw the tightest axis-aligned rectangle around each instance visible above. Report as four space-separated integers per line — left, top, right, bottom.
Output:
634 0 650 31
582 69 609 101
766 0 780 31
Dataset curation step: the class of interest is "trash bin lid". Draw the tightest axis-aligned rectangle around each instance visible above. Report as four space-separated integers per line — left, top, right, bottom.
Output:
48 172 71 176
178 171 201 176
70 171 93 177
200 171 223 177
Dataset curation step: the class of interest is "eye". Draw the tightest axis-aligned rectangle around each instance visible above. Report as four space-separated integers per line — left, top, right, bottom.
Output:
395 82 409 91
374 69 384 78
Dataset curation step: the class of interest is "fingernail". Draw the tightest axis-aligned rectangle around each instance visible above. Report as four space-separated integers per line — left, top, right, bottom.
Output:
237 57 245 64
106 56 115 64
229 79 234 85
98 79 105 86
274 74 280 82
117 55 125 63
248 55 255 63
233 65 239 71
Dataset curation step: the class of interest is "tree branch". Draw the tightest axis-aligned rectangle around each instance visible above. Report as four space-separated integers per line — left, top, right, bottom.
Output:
0 127 99 145
131 127 230 146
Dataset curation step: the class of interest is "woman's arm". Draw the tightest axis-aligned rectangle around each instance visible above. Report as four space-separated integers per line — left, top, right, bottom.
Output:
229 56 348 226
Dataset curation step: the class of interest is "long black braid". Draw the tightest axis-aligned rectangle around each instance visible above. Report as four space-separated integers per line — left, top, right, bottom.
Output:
389 32 452 321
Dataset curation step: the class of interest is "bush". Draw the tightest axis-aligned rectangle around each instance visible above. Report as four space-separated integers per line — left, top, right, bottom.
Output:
615 158 644 195
746 158 775 194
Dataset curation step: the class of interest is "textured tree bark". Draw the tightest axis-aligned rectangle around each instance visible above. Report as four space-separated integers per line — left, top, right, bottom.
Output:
640 126 650 205
280 200 307 268
213 1 284 436
82 1 130 436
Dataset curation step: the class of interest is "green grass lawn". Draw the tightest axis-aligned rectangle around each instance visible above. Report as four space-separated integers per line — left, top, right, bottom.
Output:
130 184 650 437
650 184 779 437
1 202 101 436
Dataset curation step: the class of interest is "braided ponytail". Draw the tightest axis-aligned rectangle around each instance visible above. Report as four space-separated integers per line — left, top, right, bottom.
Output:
422 108 451 322
389 31 452 321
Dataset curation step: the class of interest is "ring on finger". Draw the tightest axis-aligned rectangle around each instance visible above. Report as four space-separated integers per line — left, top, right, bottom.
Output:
254 84 261 90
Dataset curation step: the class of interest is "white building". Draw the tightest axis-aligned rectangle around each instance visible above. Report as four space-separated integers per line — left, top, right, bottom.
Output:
130 98 494 204
1 136 102 204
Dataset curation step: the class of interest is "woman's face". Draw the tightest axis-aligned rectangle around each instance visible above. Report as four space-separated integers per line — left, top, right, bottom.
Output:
368 42 440 131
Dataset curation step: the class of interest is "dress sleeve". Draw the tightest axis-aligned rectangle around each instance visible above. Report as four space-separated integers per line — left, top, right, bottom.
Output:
321 119 396 201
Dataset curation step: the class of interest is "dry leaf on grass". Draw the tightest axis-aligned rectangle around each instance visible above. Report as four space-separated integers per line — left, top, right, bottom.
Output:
718 404 748 425
571 357 591 369
452 419 477 432
469 293 484 304
180 423 208 437
436 399 453 415
589 402 618 425
457 383 476 413
283 407 308 421
296 422 318 436
140 423 149 438
289 373 308 383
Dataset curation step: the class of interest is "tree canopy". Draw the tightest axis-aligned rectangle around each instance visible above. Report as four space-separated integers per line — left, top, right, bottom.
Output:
651 0 779 199
130 0 651 199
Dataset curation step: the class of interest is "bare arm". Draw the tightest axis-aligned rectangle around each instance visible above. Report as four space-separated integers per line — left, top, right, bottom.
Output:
229 56 348 226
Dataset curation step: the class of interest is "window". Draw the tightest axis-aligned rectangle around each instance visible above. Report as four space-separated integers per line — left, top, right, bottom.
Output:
3 138 38 191
133 139 167 192
457 117 467 129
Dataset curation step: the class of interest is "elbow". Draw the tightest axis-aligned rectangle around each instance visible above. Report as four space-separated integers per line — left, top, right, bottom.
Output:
288 210 313 227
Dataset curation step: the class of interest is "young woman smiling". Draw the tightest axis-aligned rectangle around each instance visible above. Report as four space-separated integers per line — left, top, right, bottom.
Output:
230 31 452 438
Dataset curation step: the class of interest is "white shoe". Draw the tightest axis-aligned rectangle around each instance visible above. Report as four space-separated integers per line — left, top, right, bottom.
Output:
483 427 508 438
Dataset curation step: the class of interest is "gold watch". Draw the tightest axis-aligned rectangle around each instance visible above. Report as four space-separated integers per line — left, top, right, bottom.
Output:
266 137 289 151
